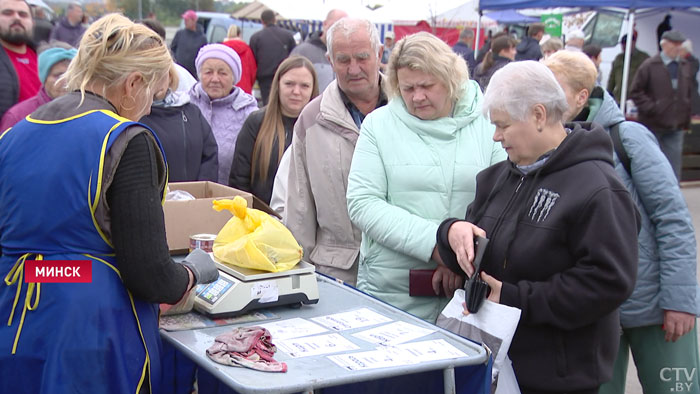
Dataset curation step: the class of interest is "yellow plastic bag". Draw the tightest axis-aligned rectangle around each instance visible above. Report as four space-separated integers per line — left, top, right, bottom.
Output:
212 196 303 272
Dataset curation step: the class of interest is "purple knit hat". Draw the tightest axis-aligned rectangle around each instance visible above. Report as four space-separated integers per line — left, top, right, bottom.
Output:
195 44 242 84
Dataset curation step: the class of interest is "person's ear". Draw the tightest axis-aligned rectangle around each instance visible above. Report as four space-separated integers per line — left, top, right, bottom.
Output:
576 89 590 108
124 71 144 97
532 104 547 131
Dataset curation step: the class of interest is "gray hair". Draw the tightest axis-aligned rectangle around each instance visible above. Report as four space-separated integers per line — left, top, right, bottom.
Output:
326 18 380 62
682 39 693 53
459 28 474 40
540 37 563 53
483 61 568 124
387 32 468 103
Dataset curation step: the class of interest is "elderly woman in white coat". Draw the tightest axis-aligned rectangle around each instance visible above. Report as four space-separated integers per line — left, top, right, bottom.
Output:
189 44 258 184
346 32 506 323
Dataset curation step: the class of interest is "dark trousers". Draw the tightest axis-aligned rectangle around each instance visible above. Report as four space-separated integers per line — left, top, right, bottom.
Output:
258 76 273 106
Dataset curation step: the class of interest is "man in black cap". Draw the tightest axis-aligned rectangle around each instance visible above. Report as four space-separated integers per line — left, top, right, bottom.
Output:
630 30 694 180
250 9 296 104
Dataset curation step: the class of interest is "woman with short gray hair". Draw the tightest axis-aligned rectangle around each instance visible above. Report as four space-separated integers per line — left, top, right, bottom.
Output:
347 32 505 323
435 61 640 393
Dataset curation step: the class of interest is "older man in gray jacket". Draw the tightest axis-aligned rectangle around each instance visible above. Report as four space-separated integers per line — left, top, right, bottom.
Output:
285 18 387 286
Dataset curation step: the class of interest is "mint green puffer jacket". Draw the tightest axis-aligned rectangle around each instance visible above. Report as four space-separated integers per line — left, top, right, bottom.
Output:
347 80 506 322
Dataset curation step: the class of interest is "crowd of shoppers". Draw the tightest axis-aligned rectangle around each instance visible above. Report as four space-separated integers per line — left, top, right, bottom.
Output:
0 8 698 394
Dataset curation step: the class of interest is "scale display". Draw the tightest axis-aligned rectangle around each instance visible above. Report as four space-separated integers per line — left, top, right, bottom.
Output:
197 276 235 305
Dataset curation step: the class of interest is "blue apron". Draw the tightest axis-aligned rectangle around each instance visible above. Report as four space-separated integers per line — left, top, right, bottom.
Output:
0 110 166 394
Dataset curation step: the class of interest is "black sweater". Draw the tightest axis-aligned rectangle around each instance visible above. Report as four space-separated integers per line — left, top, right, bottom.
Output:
437 123 640 392
229 108 295 204
170 28 207 77
249 26 296 78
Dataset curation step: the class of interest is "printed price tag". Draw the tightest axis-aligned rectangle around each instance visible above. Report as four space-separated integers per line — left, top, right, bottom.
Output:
251 281 278 303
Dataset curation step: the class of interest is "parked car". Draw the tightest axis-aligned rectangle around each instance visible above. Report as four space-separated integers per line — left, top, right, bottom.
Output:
179 12 263 44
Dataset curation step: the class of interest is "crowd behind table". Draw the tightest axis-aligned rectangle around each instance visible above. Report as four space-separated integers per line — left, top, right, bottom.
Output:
0 3 698 393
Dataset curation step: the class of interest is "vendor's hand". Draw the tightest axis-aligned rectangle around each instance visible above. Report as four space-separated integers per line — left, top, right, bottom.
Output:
663 310 696 342
432 265 463 298
447 221 486 277
481 272 501 304
180 248 219 284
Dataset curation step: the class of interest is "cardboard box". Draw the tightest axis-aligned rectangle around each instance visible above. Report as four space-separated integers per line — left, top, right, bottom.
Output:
164 181 253 254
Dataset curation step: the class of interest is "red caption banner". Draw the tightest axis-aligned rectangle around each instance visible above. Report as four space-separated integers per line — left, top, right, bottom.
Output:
24 260 92 283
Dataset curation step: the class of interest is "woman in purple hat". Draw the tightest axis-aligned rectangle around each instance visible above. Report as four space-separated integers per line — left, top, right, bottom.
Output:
189 43 258 184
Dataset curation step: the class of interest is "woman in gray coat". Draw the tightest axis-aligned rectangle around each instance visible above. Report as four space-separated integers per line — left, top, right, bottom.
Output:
546 50 700 394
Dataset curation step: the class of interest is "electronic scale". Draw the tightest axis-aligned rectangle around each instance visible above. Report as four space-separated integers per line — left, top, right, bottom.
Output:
193 256 320 318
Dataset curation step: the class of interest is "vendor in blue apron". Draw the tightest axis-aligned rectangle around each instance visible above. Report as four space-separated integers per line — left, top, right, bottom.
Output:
0 14 218 394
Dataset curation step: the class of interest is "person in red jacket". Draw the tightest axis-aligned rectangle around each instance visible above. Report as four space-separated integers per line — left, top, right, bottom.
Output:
223 25 257 95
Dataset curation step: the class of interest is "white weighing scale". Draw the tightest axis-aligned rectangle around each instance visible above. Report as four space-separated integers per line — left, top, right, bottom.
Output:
193 256 319 318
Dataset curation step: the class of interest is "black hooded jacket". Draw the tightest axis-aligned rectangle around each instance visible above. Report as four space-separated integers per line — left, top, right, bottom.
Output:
437 122 640 392
515 35 542 61
141 101 218 182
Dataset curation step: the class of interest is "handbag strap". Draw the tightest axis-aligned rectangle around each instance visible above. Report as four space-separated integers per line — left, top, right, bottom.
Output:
610 121 631 176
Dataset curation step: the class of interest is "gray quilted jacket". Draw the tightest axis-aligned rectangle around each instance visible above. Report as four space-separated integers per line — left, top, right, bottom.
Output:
590 89 699 327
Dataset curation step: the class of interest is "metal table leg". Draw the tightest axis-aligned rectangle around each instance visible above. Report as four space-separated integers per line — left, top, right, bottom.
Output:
443 366 456 394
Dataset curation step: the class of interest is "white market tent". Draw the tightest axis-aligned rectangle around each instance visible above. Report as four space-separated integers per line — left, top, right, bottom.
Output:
234 0 392 39
257 0 385 23
372 0 496 28
232 0 387 23
436 2 498 28
477 0 700 112
26 0 54 16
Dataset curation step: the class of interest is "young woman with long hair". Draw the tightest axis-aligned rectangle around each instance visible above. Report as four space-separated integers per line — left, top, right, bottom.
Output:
229 56 318 203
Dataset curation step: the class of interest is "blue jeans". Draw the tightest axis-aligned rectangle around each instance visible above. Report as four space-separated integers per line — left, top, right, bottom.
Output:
654 130 684 181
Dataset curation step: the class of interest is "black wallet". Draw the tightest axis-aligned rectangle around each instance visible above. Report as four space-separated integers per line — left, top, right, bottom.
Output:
464 236 490 314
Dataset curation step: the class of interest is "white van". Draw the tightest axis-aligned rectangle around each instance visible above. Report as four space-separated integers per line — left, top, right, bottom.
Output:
178 12 264 44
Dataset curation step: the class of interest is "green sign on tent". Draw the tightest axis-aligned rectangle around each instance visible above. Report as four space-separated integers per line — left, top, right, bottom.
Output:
542 14 562 37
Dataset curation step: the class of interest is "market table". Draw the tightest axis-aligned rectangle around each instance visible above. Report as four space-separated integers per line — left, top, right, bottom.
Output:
160 273 490 394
